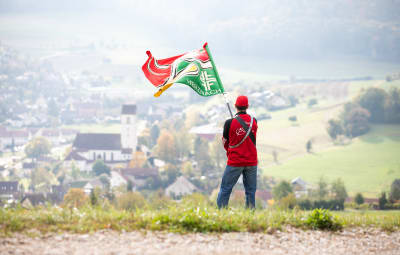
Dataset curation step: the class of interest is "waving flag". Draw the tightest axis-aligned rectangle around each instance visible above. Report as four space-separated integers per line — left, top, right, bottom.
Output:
142 43 225 97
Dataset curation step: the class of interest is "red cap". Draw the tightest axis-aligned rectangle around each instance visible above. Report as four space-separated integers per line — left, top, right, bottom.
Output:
235 95 249 107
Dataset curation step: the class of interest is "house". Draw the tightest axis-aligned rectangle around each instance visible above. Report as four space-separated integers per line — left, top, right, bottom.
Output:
189 123 222 141
110 171 127 188
266 95 291 111
120 167 159 190
165 176 198 199
0 128 29 150
21 193 46 208
83 179 104 194
0 181 19 199
47 185 66 204
63 104 137 172
291 177 309 198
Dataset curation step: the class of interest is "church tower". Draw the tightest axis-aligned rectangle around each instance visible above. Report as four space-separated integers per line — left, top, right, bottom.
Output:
121 104 137 150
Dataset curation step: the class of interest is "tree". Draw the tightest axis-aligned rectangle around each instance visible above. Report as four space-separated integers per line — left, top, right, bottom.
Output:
316 177 328 200
127 180 133 192
63 188 88 208
90 189 98 206
308 98 318 108
306 139 312 153
173 129 191 160
194 136 213 175
379 192 388 210
161 164 180 188
327 119 344 140
341 103 370 137
330 178 347 202
92 160 111 176
210 136 226 170
272 180 293 200
47 98 59 117
150 124 160 147
357 87 387 123
354 193 364 205
155 130 177 163
272 150 278 164
30 166 56 191
25 137 51 160
99 174 111 191
389 179 400 202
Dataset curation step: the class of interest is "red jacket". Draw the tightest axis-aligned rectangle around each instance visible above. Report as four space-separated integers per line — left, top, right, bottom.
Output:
223 112 258 166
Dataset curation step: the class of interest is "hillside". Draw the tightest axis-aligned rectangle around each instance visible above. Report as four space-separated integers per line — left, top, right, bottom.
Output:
256 80 400 197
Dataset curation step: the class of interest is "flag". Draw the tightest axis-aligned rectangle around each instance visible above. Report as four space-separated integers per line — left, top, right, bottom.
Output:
142 43 225 97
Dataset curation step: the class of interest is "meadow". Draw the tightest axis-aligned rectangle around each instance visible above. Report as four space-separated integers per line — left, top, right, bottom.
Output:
256 80 400 197
1 204 399 237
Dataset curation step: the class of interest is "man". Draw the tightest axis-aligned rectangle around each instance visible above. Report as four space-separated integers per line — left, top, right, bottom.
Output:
217 95 258 209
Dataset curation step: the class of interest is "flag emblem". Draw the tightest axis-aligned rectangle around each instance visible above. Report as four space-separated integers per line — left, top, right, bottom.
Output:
142 43 224 97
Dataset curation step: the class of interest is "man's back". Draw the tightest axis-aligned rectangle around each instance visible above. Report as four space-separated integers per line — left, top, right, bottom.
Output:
223 112 258 167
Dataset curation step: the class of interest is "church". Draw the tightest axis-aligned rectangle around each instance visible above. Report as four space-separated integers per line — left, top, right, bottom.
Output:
64 104 138 172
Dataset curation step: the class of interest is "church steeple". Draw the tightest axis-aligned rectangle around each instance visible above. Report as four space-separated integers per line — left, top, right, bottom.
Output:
121 104 137 150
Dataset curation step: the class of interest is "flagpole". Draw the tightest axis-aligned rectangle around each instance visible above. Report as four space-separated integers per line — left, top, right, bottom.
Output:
204 42 234 119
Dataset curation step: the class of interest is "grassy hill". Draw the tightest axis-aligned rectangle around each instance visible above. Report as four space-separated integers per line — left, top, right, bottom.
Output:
256 80 400 197
260 124 400 197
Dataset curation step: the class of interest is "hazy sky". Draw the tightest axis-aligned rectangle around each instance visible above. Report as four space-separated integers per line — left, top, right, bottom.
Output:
1 0 400 78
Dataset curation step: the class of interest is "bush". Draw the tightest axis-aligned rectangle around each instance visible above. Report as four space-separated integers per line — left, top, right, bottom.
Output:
288 115 297 122
305 208 342 231
279 193 297 209
379 192 388 210
308 98 318 107
116 192 146 210
298 199 344 211
354 193 364 205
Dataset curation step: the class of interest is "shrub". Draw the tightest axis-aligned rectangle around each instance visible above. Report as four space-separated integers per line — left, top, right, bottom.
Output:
272 180 293 200
308 98 318 107
305 208 342 231
298 199 312 210
354 193 364 205
288 115 297 122
279 193 297 209
379 192 388 210
116 192 146 210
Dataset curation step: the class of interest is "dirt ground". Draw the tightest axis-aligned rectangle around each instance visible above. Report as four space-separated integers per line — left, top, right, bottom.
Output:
1 228 400 255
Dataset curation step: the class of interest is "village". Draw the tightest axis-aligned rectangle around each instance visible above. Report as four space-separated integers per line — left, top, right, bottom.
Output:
0 42 309 209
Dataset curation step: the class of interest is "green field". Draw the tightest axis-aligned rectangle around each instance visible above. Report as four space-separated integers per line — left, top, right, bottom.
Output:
261 124 400 197
255 80 400 197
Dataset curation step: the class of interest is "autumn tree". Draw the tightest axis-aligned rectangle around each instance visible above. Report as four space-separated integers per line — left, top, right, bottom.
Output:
63 188 88 208
25 137 51 161
155 130 177 163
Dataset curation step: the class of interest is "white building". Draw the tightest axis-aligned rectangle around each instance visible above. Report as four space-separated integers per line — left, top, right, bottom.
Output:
64 104 138 171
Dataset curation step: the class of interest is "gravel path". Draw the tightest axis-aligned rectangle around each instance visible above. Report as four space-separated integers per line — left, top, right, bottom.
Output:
1 228 399 255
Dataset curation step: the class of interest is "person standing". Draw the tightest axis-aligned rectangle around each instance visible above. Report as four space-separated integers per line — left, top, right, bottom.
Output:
217 95 258 209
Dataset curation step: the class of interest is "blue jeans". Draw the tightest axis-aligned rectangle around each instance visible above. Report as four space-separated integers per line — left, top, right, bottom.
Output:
217 165 257 209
